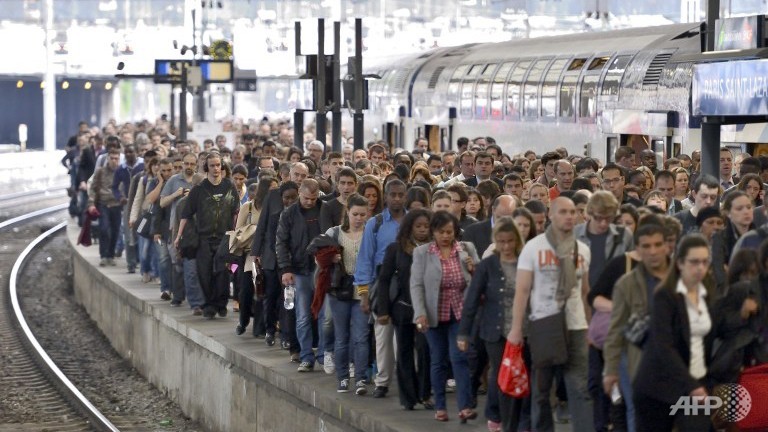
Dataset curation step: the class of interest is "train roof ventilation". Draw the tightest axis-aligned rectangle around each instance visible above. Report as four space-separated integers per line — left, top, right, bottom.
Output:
642 52 673 87
428 66 445 89
391 69 411 93
672 29 700 40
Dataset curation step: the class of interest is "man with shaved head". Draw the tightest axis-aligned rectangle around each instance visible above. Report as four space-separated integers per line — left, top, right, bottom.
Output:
462 194 517 256
507 196 594 431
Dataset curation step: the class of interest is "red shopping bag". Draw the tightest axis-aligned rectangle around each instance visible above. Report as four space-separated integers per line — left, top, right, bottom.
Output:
737 363 768 431
498 341 529 398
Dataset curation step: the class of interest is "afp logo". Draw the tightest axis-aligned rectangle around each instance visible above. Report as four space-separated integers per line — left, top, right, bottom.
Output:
669 384 751 422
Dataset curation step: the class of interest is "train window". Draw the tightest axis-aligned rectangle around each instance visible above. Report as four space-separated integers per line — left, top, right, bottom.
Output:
491 62 514 119
588 56 611 71
448 65 470 105
541 58 569 118
559 76 578 118
579 75 600 118
568 58 587 71
460 80 475 118
505 60 531 119
467 64 483 77
523 59 550 117
475 64 496 119
481 63 497 78
601 55 632 96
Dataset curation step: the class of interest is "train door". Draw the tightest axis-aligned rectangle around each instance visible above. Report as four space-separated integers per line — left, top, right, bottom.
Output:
383 122 397 153
423 124 447 153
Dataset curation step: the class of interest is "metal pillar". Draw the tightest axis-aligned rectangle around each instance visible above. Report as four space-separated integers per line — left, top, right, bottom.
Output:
179 66 188 141
315 18 327 147
331 21 342 153
43 0 56 151
352 18 365 151
705 0 720 52
294 110 304 151
170 85 176 131
700 120 720 178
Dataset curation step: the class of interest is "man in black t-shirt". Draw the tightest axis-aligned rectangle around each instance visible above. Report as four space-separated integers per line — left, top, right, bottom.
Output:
176 153 239 318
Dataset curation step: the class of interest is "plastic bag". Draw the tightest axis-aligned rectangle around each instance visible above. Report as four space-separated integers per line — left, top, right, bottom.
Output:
498 341 530 398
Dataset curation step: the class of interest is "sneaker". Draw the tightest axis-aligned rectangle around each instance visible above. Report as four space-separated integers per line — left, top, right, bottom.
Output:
107 258 117 266
142 273 151 283
355 380 367 396
290 352 300 363
323 352 335 375
99 258 108 267
160 291 171 301
127 268 136 274
372 386 388 398
218 307 227 318
337 379 350 393
265 333 275 347
236 325 245 335
297 361 314 372
555 401 570 424
446 379 456 393
170 301 182 307
281 340 291 350
202 307 216 319
192 307 203 316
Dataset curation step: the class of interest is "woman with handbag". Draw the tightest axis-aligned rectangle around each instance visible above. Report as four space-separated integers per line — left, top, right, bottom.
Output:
130 158 162 287
458 216 529 432
374 208 433 411
633 234 715 432
234 177 278 335
323 194 371 395
411 211 480 422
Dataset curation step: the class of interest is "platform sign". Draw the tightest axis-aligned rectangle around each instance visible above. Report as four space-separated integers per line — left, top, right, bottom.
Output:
154 60 234 84
693 59 768 116
715 15 764 51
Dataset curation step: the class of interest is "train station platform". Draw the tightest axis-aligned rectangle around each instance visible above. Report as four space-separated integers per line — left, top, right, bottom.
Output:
66 221 496 432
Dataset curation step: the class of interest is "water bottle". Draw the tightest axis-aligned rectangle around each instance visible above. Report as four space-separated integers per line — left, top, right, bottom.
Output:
283 285 295 310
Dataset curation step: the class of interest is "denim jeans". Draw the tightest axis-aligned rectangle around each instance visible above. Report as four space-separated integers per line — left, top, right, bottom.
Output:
619 353 636 432
328 295 369 382
425 317 472 411
122 212 138 271
182 258 205 309
156 239 172 293
170 243 185 303
531 329 594 432
323 299 335 357
97 205 122 259
138 236 157 279
294 274 316 364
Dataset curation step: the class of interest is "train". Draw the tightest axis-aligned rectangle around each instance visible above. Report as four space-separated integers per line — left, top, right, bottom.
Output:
358 22 768 163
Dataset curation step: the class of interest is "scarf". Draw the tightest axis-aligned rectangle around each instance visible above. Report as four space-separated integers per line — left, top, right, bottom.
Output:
544 224 577 305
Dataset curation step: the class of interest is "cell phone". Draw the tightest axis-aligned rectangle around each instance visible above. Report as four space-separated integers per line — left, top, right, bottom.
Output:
611 383 622 405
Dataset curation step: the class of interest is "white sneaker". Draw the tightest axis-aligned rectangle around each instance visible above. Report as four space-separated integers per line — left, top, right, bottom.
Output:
323 352 335 375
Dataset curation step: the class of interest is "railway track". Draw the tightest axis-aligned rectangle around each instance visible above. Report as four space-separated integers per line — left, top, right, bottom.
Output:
1 207 120 431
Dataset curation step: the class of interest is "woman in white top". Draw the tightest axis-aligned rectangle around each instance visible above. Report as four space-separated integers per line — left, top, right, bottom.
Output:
633 234 714 432
324 194 370 395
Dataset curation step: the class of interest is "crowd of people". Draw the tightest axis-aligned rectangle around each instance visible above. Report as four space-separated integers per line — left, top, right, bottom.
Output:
63 117 768 432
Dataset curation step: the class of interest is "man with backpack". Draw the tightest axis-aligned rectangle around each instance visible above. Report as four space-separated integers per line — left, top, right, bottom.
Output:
175 152 240 319
354 179 407 398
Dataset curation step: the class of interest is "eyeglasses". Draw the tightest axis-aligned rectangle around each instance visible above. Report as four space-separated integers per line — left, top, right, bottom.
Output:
685 258 711 267
590 214 614 223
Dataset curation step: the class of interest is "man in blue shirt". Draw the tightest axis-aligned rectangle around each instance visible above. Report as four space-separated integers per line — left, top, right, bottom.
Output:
111 143 143 273
354 179 407 398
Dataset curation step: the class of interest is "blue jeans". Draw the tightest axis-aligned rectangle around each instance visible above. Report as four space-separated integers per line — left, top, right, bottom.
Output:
97 205 122 259
294 274 317 364
328 295 369 381
425 317 472 411
619 353 636 432
138 236 157 278
156 240 172 293
183 258 205 308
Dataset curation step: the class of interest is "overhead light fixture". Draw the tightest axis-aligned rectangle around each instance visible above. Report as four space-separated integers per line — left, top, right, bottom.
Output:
62 81 69 89
16 80 23 88
105 82 113 90
84 81 92 90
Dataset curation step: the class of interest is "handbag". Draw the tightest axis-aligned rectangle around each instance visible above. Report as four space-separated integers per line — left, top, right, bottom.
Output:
251 261 266 299
135 209 153 238
527 310 569 368
227 203 257 256
623 312 650 347
331 273 356 301
738 363 768 430
498 341 530 398
587 310 612 349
